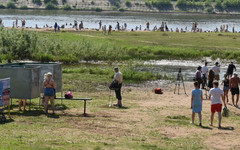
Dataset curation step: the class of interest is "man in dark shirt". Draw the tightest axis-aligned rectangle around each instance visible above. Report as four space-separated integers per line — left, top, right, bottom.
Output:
227 62 236 78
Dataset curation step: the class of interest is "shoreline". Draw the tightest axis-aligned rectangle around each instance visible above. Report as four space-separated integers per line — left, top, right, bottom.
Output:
1 8 240 16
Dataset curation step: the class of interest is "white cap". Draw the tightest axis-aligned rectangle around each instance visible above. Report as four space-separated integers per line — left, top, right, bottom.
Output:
47 72 52 76
234 72 238 75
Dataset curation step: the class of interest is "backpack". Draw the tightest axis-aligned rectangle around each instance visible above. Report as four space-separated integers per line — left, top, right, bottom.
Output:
155 88 163 94
65 91 73 99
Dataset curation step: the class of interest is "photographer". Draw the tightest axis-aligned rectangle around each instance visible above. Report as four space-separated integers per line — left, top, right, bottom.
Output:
113 67 123 108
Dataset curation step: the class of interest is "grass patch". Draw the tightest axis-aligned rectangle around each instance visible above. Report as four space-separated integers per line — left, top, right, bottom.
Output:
1 29 240 63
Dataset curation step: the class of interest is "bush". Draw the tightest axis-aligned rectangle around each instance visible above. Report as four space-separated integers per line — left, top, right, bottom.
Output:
145 0 173 10
62 4 72 10
95 7 102 12
32 0 42 5
206 6 214 13
62 0 67 4
125 0 132 7
0 29 38 60
91 0 95 5
7 1 17 9
35 54 54 62
45 2 58 9
0 4 5 9
204 0 211 7
44 0 51 4
215 0 223 11
176 0 204 10
51 0 58 4
119 8 125 11
20 5 28 9
152 0 173 10
145 1 152 8
222 0 240 11
115 1 120 7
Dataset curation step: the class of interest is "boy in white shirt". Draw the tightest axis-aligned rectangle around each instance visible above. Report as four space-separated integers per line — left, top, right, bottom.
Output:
209 80 226 128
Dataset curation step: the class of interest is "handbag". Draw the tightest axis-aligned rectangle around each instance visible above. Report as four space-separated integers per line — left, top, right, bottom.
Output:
109 80 119 90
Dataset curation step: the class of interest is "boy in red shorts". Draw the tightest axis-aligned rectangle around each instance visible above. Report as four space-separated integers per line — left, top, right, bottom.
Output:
209 80 226 128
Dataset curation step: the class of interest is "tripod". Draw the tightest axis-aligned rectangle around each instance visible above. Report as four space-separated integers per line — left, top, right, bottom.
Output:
174 68 187 96
108 89 114 107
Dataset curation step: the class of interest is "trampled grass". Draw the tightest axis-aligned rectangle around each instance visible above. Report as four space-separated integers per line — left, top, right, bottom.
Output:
1 66 240 149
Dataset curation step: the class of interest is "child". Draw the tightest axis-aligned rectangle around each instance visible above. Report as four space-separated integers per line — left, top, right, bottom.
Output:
209 80 226 128
191 81 203 126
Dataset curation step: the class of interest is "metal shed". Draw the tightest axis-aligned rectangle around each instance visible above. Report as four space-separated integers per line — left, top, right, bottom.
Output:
23 62 62 93
0 62 62 99
0 65 41 99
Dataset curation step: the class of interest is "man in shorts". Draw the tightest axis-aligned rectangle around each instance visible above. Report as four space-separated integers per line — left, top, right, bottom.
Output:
230 72 240 106
209 80 226 128
227 62 236 78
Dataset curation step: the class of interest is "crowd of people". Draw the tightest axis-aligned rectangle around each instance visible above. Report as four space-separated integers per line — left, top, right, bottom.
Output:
192 61 239 128
1 18 239 33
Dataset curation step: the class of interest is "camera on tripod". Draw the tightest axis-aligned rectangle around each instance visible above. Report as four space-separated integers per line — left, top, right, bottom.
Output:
174 68 187 95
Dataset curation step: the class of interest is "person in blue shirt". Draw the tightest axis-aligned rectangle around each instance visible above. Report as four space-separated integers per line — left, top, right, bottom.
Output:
191 81 203 126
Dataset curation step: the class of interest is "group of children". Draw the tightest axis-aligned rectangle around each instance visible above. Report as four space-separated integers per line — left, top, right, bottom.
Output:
191 80 226 128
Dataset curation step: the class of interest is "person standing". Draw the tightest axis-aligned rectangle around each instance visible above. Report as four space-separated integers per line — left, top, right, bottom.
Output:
43 72 56 115
146 22 150 31
229 72 240 106
191 81 203 126
16 19 18 28
18 99 26 111
195 66 202 88
74 20 78 30
209 80 226 128
202 62 208 89
227 62 236 78
113 67 123 108
116 22 120 31
221 74 230 103
208 69 215 89
79 21 83 30
54 22 58 32
99 20 102 30
21 20 26 27
212 62 220 81
108 25 112 35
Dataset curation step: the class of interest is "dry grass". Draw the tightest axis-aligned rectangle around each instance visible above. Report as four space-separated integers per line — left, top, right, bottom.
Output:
1 82 240 149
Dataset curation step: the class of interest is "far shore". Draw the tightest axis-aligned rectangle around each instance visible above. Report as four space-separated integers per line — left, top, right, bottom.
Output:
1 8 240 16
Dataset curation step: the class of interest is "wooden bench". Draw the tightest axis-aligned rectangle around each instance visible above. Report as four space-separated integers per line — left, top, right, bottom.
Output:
55 97 92 116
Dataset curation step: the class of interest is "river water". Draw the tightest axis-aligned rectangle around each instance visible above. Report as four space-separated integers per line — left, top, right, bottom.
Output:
143 60 240 81
1 10 240 31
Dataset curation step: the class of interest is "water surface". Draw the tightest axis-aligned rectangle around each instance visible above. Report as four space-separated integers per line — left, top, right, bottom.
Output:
1 10 240 31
